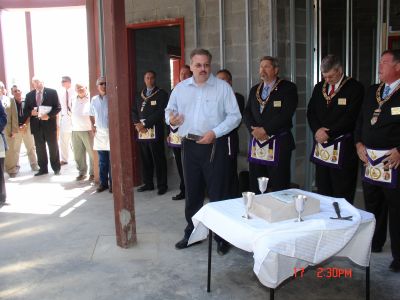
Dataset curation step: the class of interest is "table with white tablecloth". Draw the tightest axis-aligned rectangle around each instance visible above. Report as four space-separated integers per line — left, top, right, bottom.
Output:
189 189 375 298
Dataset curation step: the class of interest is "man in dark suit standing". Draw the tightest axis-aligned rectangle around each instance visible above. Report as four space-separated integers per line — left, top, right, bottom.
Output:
355 49 400 272
132 70 168 195
307 55 364 204
243 56 298 193
24 77 61 176
216 69 245 198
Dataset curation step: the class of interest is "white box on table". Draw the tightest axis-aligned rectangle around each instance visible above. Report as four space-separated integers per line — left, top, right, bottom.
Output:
249 189 320 223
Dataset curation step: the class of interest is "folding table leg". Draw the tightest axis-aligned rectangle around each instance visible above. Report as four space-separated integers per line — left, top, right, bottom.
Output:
207 229 213 293
366 266 370 300
270 288 274 300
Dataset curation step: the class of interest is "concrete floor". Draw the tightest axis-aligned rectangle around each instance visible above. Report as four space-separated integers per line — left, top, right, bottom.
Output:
0 150 398 300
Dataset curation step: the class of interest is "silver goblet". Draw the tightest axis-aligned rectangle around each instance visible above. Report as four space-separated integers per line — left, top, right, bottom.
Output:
293 195 306 222
257 177 269 194
242 191 255 219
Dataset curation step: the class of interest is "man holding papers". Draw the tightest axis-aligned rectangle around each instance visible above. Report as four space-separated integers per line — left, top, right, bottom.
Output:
24 76 61 176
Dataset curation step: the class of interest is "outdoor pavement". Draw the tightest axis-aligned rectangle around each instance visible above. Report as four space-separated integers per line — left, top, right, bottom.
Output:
0 148 398 300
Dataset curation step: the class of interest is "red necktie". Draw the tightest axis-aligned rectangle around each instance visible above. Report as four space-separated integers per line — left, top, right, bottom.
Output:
36 91 42 106
328 85 335 96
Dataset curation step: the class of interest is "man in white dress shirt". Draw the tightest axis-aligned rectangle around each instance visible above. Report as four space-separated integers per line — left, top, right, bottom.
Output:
58 76 75 165
166 48 241 254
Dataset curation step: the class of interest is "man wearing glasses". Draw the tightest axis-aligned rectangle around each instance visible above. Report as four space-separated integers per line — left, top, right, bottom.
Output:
166 48 241 255
90 77 112 193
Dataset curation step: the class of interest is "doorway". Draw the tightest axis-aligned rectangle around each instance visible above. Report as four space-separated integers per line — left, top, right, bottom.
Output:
127 19 184 101
126 19 184 185
316 0 379 92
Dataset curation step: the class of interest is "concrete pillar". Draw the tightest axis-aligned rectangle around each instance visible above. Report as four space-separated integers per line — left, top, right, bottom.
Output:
102 0 137 248
85 0 100 183
0 11 6 83
25 12 34 89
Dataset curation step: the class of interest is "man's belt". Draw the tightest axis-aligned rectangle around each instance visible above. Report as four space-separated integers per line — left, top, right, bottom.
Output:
363 147 398 188
310 134 351 169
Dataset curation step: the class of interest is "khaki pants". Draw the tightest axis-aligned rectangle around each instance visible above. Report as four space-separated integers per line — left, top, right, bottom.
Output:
5 124 38 175
72 131 94 176
59 131 72 162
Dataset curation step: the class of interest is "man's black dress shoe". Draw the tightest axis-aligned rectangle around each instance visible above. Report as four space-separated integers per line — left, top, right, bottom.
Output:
34 171 48 176
96 185 108 193
175 237 189 249
158 187 168 195
172 192 185 200
137 185 154 192
109 187 113 193
217 240 230 256
175 237 202 250
389 260 400 272
54 170 61 175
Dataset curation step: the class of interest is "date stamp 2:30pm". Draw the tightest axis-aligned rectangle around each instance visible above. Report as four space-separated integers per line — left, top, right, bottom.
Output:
293 267 353 279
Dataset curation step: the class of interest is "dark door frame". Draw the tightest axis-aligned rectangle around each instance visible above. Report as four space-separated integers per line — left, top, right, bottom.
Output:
126 18 185 186
126 18 185 102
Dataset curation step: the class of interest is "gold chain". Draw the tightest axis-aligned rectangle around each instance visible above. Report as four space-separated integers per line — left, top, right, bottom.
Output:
255 79 282 112
141 88 160 101
322 77 352 105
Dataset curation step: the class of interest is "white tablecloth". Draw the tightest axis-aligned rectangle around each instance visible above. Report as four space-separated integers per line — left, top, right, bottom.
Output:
189 189 375 288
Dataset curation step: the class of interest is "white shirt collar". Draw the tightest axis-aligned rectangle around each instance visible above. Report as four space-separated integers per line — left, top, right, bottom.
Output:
386 78 400 91
187 74 216 87
332 74 345 90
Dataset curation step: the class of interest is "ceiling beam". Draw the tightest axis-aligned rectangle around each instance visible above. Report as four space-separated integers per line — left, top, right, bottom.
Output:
0 0 85 9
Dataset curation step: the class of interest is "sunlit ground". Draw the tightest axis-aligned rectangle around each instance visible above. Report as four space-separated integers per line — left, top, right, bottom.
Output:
0 146 103 299
0 145 94 216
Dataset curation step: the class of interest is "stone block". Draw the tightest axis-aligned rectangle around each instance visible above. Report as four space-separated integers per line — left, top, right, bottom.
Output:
132 0 156 12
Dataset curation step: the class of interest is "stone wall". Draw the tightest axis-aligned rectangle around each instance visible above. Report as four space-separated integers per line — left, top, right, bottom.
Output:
125 0 310 186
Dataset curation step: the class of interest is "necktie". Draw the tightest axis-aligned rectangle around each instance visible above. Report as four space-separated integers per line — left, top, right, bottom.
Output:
261 86 269 100
328 85 335 96
382 85 390 98
66 90 70 112
36 91 42 106
19 103 23 117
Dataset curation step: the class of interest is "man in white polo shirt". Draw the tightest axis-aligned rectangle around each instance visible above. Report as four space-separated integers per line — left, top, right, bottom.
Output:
71 83 94 181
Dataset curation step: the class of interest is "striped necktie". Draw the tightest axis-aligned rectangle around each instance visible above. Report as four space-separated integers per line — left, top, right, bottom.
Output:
261 86 269 100
382 85 390 98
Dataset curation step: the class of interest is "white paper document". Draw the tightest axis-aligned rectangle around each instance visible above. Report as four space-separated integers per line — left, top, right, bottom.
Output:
38 105 52 117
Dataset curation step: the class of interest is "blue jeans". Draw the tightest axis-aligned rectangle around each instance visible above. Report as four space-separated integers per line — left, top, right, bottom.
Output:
97 150 112 188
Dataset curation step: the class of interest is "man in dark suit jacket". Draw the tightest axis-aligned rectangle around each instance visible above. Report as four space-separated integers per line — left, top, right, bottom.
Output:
216 69 245 198
243 56 298 193
132 70 168 195
24 77 61 176
307 54 364 204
